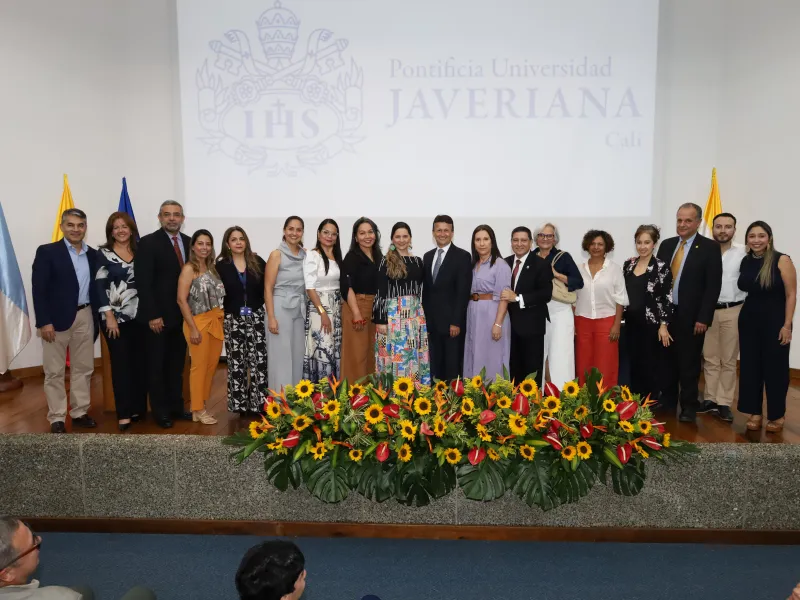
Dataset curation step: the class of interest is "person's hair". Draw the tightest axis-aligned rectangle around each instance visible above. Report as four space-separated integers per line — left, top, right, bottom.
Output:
218 226 262 278
159 200 183 215
60 208 86 223
0 517 23 571
745 220 777 289
533 222 560 247
101 212 139 254
348 217 383 262
678 202 702 221
471 225 502 267
385 222 411 279
313 219 343 275
713 212 737 226
432 215 454 230
634 224 660 245
235 540 305 600
188 229 217 277
511 226 532 240
282 216 305 244
582 229 615 253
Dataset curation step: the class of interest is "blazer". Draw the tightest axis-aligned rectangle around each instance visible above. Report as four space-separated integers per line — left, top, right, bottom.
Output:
422 244 472 334
135 229 191 328
621 255 674 326
504 252 552 336
656 234 722 326
31 241 98 332
216 256 267 314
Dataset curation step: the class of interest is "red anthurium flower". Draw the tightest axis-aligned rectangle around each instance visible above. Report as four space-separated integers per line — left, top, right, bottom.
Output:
282 430 300 448
580 423 594 439
382 404 400 418
616 401 637 421
446 411 462 423
312 392 322 405
543 382 560 398
468 447 486 466
641 436 662 450
451 378 465 397
313 412 330 421
616 443 632 464
650 420 665 433
544 431 563 450
512 393 530 416
479 410 497 425
350 394 369 409
420 422 434 436
376 442 390 462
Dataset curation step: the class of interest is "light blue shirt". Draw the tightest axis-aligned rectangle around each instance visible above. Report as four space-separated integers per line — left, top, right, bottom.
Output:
671 232 697 305
64 238 91 305
165 229 186 263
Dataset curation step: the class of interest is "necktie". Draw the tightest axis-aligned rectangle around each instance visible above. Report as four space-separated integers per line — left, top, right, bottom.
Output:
172 236 184 267
670 240 686 287
511 258 521 290
432 248 444 283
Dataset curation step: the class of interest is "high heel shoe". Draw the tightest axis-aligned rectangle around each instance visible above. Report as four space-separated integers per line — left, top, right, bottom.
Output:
118 421 131 432
766 417 785 433
192 410 218 425
746 415 763 431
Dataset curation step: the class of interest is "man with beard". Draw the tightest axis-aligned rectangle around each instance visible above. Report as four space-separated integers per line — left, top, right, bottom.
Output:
698 212 746 422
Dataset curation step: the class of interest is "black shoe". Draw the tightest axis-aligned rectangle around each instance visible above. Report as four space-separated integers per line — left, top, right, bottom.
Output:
716 406 734 422
156 418 174 429
697 400 719 414
173 411 193 421
679 410 697 423
130 414 142 423
118 422 131 432
72 415 97 428
50 421 66 434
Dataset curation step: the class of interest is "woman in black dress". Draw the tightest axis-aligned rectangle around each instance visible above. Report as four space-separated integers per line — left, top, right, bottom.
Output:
737 221 797 433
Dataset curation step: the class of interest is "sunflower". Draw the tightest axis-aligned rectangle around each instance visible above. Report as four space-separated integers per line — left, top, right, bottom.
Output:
310 442 327 460
461 398 475 415
638 420 652 434
444 448 462 465
576 441 592 460
393 377 414 397
620 385 633 402
365 404 384 424
487 448 501 461
663 433 671 448
538 409 553 420
433 417 446 437
397 443 412 462
618 420 634 433
496 395 512 409
633 442 649 459
269 437 288 455
322 399 341 417
414 397 432 415
508 414 528 435
519 378 538 397
434 381 448 393
348 449 363 462
519 444 536 461
265 402 282 420
470 375 483 388
563 380 580 397
248 421 264 439
543 396 561 412
293 415 313 431
561 445 577 460
602 399 617 413
573 405 589 420
476 423 492 442
348 383 365 397
295 379 314 398
399 419 417 440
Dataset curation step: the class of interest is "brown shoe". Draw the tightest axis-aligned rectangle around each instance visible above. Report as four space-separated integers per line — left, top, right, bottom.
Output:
745 415 763 431
765 417 785 433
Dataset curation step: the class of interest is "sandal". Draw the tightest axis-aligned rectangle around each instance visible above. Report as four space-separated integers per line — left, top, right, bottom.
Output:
765 417 785 433
745 415 763 431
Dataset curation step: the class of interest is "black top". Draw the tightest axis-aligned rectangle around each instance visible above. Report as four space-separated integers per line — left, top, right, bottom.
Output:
504 252 552 336
217 256 268 314
373 255 425 324
340 249 379 297
739 252 787 329
625 271 648 315
533 247 584 292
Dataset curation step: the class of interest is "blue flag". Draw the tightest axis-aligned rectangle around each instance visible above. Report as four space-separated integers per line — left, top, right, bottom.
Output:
0 201 31 372
118 177 137 225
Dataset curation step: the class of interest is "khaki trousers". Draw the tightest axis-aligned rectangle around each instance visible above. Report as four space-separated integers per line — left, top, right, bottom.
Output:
702 304 742 406
42 306 94 424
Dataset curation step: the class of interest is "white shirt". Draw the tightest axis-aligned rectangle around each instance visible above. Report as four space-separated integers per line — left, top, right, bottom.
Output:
303 250 340 292
510 252 531 308
575 258 629 319
431 243 451 275
719 244 748 303
0 580 82 599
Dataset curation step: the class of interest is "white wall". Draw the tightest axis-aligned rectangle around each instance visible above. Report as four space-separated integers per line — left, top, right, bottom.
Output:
1 0 798 369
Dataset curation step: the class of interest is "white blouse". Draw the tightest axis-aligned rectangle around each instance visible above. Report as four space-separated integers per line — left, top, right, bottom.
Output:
303 249 341 292
575 258 629 319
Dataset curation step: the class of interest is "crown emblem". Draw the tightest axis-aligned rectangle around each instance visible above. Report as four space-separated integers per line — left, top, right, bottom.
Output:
257 0 300 63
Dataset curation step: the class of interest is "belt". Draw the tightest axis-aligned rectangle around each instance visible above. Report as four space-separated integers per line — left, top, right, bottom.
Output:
471 293 493 302
77 303 90 311
716 301 743 310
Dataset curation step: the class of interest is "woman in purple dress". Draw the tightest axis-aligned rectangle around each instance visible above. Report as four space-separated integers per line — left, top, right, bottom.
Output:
464 225 512 381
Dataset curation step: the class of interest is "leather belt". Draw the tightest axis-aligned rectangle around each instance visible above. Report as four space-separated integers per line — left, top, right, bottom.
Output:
716 301 743 310
77 303 91 310
471 293 493 302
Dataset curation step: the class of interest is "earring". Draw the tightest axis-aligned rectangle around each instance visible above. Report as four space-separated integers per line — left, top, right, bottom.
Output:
389 243 396 251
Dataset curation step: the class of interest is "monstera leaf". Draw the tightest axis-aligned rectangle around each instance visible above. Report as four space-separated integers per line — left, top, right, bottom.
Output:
507 454 560 511
304 451 350 503
550 461 596 505
348 460 394 503
457 459 507 502
264 452 303 492
610 459 646 497
394 454 454 507
224 432 270 463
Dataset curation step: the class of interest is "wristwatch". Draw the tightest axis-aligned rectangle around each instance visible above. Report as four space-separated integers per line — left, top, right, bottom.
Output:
515 295 521 303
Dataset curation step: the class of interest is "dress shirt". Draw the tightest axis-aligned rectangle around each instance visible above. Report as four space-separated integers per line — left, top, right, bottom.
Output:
64 238 90 305
511 251 530 308
304 250 341 292
431 243 451 275
575 258 629 319
719 244 748 303
671 232 697 305
164 229 186 263
0 579 82 599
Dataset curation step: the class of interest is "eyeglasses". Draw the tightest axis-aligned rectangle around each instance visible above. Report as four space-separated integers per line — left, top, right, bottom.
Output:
537 233 555 240
321 230 338 237
0 524 42 571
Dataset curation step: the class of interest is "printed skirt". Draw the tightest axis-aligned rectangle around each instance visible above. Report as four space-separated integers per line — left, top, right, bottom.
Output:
375 295 431 385
303 290 343 382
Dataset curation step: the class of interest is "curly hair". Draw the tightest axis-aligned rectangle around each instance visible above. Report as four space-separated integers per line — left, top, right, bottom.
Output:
581 230 615 253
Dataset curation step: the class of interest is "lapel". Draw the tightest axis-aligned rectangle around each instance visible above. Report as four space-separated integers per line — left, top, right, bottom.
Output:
681 234 704 274
57 240 80 287
432 244 455 287
160 229 185 268
511 252 530 291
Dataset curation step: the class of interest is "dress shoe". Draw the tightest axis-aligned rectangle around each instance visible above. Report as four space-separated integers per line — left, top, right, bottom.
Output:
678 410 696 424
130 414 142 423
156 418 174 429
173 411 193 421
50 421 66 434
72 415 97 428
118 422 131 432
716 406 734 423
697 400 719 414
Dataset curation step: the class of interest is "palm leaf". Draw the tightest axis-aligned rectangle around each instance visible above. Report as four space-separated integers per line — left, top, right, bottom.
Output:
303 454 350 503
458 459 507 502
507 454 560 511
610 459 646 496
264 452 303 492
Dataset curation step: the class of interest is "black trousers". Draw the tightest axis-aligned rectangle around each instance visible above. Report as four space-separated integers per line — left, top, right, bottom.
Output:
661 309 704 414
625 315 662 401
145 323 187 420
103 321 148 420
510 331 544 388
429 329 464 381
737 313 790 421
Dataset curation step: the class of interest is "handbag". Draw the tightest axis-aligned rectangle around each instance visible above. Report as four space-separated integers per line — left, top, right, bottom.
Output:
551 251 577 304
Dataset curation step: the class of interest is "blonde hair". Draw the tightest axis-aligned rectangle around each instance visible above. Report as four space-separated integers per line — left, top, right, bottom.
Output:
745 221 776 289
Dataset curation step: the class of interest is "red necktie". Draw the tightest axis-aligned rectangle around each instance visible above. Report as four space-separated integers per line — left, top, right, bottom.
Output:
172 236 184 267
511 258 521 289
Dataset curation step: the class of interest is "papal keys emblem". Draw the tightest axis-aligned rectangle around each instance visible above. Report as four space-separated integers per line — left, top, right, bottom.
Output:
196 1 364 175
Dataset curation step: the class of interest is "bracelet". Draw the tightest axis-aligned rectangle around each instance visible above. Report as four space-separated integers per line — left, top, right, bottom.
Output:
493 323 502 328
318 306 327 315
352 319 366 326
781 326 791 331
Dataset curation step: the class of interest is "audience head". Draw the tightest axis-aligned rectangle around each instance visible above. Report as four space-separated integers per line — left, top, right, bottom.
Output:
386 222 411 279
103 211 139 253
0 517 41 587
533 222 559 252
189 229 217 275
582 229 615 257
745 220 777 289
471 225 501 266
712 212 737 245
158 200 184 235
510 226 533 258
634 224 660 258
236 540 306 600
59 208 87 245
432 215 454 248
220 226 262 277
675 203 702 240
282 216 304 248
349 217 383 262
313 219 343 275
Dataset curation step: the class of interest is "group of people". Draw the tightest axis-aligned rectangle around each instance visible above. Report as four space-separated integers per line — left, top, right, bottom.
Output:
32 201 795 433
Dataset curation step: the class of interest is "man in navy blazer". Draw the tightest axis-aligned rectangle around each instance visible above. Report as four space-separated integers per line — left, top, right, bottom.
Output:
31 208 99 433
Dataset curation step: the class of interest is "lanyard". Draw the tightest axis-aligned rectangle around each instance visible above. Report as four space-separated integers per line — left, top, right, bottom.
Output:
237 269 247 306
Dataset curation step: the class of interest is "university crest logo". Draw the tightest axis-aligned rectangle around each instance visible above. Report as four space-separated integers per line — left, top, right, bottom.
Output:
196 1 364 175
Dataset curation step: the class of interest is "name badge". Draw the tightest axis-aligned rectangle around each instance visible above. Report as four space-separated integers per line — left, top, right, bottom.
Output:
240 306 253 316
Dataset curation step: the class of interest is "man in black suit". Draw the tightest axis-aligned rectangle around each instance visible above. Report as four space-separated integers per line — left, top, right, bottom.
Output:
500 226 553 387
135 200 192 428
656 202 722 422
422 215 472 381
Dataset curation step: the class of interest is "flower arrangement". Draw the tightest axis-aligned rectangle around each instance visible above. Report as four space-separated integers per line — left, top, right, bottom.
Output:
223 368 698 510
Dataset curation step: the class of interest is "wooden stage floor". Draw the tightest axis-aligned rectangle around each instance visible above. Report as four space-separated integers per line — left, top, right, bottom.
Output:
1 365 799 443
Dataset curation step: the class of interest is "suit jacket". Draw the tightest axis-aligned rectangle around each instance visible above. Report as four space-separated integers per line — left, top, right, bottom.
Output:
656 234 722 326
505 252 552 336
422 244 472 333
622 256 674 325
31 240 98 332
135 229 191 328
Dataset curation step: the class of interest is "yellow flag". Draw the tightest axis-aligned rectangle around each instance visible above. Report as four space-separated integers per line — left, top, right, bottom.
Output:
699 167 722 237
51 174 75 243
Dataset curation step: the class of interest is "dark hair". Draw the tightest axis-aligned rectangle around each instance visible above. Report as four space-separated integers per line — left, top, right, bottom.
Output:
511 226 532 240
218 226 263 278
235 540 305 600
432 215 454 230
471 225 502 266
386 222 411 279
678 202 702 221
582 230 615 253
189 229 217 276
61 208 87 223
101 212 139 253
744 220 777 289
348 217 383 262
282 216 304 243
634 224 660 245
313 219 343 275
713 212 737 226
